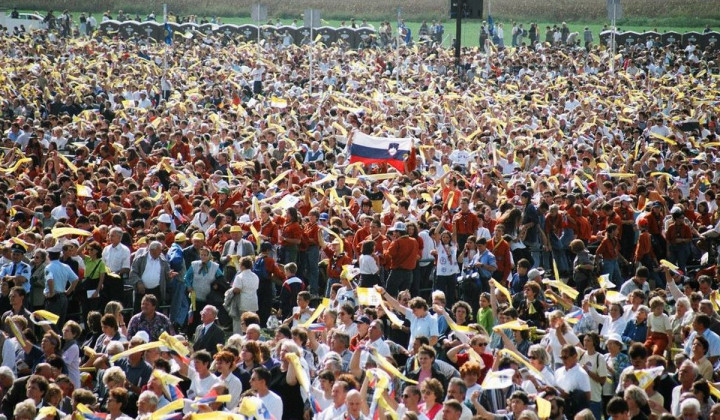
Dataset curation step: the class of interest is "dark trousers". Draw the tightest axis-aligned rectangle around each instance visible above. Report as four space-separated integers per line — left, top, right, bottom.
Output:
45 293 68 332
257 281 275 327
434 274 457 308
385 268 412 297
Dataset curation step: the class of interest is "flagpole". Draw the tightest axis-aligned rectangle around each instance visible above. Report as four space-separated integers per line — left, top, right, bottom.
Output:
163 4 168 71
309 26 314 94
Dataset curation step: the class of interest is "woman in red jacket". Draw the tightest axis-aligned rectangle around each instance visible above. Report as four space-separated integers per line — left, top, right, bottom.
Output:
279 207 303 265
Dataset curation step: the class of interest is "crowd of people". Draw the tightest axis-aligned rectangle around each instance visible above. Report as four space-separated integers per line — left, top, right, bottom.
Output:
0 6 718 420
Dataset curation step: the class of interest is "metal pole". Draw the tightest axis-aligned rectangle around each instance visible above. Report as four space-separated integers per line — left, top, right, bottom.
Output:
454 0 462 67
257 5 261 50
309 25 313 94
610 0 616 73
163 4 167 70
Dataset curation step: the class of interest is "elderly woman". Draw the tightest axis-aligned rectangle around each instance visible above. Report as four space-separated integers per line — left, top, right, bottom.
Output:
29 249 47 310
603 334 630 407
545 310 580 368
622 305 649 346
671 297 693 343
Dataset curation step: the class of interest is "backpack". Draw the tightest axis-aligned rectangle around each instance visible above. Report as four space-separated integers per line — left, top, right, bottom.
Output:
252 257 269 281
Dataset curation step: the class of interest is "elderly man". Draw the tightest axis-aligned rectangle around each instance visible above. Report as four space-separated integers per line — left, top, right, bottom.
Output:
129 241 173 311
192 305 225 356
435 378 473 420
101 228 131 307
672 360 700 416
136 390 159 419
115 337 154 398
220 225 254 282
127 295 174 342
342 390 367 420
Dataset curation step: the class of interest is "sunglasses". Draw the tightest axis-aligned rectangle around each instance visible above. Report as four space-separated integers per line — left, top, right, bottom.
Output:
477 343 488 346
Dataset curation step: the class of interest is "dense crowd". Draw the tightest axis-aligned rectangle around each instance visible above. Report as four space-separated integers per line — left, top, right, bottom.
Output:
0 7 718 420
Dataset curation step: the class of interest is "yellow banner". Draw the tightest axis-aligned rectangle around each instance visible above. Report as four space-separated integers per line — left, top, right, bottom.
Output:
51 227 92 238
110 341 165 362
368 347 417 384
30 310 60 325
300 298 330 327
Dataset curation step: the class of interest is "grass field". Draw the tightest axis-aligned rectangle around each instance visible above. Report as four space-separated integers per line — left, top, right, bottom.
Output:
10 0 716 48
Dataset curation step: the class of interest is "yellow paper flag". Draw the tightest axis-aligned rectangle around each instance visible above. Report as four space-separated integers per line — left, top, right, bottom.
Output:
300 298 330 327
30 310 60 325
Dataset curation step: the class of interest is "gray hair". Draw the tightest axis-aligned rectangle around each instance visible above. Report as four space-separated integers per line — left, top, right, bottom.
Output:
637 305 650 314
246 324 262 334
109 227 124 237
280 340 301 356
0 366 15 382
103 366 126 386
681 360 699 377
148 241 163 251
624 385 649 407
13 399 36 419
106 341 125 355
138 390 159 407
677 297 691 310
680 397 701 414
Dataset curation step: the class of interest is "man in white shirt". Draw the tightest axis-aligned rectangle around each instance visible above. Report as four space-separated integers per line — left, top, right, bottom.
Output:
250 367 283 420
102 227 130 268
554 345 591 403
366 321 391 358
318 381 348 420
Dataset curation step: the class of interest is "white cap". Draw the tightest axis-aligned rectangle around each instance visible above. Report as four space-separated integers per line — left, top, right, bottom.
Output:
620 194 633 202
157 213 172 224
670 206 683 215
132 331 150 344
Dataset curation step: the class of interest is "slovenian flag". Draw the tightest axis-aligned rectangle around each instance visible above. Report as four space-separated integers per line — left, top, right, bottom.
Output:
565 308 584 324
164 22 173 45
349 132 412 172
308 323 326 331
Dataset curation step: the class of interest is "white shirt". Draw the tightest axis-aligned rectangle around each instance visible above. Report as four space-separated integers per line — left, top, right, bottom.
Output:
588 309 628 340
187 367 220 400
358 255 379 275
141 256 162 289
1 338 17 375
579 351 609 402
220 372 243 409
337 322 358 339
554 364 591 395
318 403 346 420
232 270 259 312
366 337 391 358
260 391 283 420
102 243 131 273
397 405 429 420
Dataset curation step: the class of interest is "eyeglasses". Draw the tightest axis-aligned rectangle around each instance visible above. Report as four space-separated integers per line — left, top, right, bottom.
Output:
421 390 432 395
477 343 488 346
528 356 537 360
560 355 570 360
401 394 411 399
